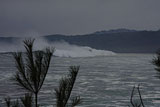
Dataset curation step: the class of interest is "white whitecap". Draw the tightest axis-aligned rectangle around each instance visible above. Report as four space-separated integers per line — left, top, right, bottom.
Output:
52 41 116 57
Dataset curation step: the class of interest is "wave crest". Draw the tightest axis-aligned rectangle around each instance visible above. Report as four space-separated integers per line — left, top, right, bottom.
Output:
52 42 116 57
0 38 116 57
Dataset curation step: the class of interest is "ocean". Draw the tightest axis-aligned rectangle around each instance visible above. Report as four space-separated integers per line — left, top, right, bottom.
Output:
0 53 160 107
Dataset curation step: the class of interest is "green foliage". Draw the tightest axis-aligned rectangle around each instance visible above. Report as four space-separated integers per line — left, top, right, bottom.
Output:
55 66 81 107
12 39 53 107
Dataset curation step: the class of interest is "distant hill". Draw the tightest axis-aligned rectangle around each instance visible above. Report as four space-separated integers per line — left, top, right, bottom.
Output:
0 29 160 53
0 37 19 43
93 29 137 34
43 29 160 53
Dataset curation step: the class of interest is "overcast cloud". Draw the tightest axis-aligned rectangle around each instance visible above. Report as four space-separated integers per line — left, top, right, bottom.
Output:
0 0 160 37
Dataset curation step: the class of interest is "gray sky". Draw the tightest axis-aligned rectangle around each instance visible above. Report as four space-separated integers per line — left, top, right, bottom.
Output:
0 0 160 37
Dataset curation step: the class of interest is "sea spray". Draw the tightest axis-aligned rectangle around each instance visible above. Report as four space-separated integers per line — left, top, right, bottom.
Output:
52 41 116 57
0 38 116 57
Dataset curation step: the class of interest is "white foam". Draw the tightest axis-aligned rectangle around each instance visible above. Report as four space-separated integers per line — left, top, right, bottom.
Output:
51 41 116 57
0 38 116 57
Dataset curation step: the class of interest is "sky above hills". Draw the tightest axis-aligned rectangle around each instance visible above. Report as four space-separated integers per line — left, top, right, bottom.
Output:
0 0 160 37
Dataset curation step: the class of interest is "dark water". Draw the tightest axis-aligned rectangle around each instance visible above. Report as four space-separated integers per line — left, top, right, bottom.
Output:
0 54 160 107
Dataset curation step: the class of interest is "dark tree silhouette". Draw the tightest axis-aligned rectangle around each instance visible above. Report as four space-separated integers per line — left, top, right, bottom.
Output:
152 50 160 72
20 93 33 107
129 85 145 107
13 39 53 107
55 66 81 107
5 97 11 107
5 97 20 107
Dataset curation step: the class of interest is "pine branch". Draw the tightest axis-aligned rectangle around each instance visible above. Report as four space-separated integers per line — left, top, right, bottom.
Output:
71 96 82 107
20 93 33 107
13 39 53 107
55 66 80 107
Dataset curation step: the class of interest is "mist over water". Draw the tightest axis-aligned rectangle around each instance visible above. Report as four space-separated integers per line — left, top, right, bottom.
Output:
0 39 24 52
0 38 116 57
52 41 115 57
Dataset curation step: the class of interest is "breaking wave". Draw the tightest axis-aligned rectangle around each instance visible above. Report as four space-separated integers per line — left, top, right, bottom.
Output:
52 42 116 57
0 38 116 57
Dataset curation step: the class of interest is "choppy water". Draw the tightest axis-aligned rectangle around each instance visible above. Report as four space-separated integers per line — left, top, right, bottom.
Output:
0 54 160 107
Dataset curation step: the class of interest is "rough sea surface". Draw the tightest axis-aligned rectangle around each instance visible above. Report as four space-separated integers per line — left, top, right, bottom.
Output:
0 54 160 107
